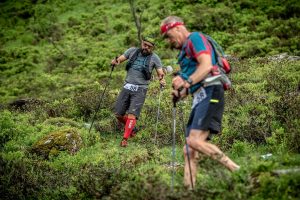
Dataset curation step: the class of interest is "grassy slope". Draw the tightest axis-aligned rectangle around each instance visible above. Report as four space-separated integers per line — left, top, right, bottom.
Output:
0 0 300 199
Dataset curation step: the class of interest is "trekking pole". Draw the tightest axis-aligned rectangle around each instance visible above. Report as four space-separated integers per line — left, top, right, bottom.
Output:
179 102 194 190
154 66 173 144
154 84 163 144
171 93 178 191
88 60 116 134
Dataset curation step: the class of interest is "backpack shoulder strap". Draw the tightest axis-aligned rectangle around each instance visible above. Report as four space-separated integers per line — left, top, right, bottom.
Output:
145 53 152 68
126 48 141 71
141 53 153 80
202 33 225 57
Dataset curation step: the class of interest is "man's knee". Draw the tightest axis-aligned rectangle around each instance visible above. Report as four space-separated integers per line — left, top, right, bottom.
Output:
186 137 199 149
183 145 197 159
127 113 136 119
186 132 208 152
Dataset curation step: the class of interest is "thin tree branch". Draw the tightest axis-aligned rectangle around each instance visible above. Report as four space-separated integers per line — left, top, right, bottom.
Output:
129 0 142 43
49 37 68 57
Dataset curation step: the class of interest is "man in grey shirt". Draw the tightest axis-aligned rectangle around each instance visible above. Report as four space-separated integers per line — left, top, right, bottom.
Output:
111 37 166 147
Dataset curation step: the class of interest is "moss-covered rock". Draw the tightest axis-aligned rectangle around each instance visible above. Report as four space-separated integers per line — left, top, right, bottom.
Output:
31 128 83 158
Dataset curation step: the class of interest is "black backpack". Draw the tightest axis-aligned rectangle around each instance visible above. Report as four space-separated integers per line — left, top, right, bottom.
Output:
125 48 152 80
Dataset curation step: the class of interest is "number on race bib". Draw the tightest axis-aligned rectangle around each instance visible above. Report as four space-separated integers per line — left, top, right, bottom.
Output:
124 83 139 92
192 88 207 109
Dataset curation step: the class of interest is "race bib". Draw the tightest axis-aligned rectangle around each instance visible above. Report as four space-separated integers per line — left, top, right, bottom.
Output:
124 83 139 92
192 87 207 109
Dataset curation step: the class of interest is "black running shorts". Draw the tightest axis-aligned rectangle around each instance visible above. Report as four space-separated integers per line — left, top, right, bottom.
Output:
186 85 224 137
114 86 148 118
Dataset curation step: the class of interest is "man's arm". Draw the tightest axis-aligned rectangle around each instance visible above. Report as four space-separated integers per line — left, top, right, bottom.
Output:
156 68 166 86
153 54 166 86
172 53 212 90
186 53 212 87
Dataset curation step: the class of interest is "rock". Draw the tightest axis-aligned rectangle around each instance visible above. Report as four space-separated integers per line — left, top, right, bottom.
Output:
268 53 300 61
288 56 300 61
272 168 300 175
260 153 272 160
9 98 44 111
31 128 83 159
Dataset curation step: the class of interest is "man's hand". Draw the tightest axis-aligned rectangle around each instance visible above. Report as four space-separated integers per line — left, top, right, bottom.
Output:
172 75 191 90
111 57 120 66
171 88 188 103
159 78 166 88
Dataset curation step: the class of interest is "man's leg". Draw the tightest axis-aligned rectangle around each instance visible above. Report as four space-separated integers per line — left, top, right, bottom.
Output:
115 114 128 131
114 88 130 131
183 145 199 189
123 114 137 139
116 114 128 124
121 87 147 146
187 129 240 172
120 114 137 147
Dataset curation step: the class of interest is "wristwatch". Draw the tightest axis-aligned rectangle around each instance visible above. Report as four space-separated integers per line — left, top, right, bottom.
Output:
186 77 193 85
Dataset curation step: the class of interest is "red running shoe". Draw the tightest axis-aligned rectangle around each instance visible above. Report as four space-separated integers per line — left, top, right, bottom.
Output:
120 139 128 147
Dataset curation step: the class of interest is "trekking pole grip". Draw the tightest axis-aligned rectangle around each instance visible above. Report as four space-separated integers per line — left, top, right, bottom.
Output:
172 89 181 108
160 83 164 90
111 56 118 71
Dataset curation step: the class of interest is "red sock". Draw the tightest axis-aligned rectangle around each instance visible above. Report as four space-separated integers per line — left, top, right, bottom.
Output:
123 118 136 139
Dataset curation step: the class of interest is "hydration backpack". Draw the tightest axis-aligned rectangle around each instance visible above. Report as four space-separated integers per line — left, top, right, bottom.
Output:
126 48 152 80
203 33 232 90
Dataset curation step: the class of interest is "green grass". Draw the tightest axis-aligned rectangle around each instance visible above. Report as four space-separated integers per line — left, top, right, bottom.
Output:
0 0 299 199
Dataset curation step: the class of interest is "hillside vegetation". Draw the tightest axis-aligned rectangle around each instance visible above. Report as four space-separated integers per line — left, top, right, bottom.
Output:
0 0 300 199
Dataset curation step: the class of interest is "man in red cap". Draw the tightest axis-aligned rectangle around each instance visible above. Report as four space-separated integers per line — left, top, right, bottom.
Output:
160 16 240 189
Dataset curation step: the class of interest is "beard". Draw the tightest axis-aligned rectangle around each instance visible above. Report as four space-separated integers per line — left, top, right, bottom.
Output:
141 49 151 56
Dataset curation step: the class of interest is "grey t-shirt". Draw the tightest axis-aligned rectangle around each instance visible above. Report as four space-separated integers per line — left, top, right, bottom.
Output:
124 47 162 87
